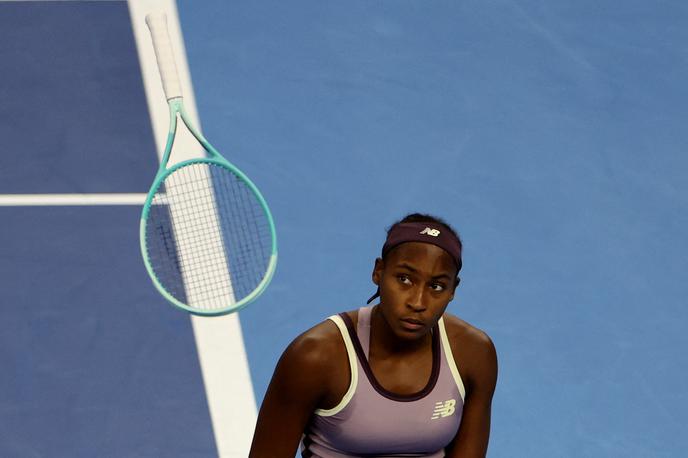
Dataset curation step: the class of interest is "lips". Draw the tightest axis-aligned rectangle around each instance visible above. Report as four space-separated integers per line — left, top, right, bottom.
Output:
400 317 425 331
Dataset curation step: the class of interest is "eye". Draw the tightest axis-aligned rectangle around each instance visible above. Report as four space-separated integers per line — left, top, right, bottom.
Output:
430 282 446 292
397 274 412 285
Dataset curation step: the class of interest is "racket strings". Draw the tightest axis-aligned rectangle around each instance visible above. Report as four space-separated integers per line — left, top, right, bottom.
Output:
149 170 268 308
145 161 272 311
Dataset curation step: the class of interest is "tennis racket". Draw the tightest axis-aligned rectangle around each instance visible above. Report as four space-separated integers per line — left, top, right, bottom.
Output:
140 13 277 316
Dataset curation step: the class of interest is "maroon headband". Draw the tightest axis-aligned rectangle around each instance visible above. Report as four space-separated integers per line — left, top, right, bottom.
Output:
367 222 462 304
382 222 462 271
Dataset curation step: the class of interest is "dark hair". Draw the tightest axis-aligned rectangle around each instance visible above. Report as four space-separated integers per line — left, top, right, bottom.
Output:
386 213 462 253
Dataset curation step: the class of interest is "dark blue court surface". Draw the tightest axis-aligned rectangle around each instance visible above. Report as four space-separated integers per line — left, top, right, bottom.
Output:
0 206 216 457
1 0 687 456
0 2 157 194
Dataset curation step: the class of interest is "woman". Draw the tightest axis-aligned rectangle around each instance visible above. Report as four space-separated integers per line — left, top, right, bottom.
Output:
250 213 498 457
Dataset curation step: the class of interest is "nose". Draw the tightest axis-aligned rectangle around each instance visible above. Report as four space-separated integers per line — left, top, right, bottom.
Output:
406 285 426 312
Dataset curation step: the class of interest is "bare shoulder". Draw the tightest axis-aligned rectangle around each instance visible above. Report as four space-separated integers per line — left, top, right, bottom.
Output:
282 317 346 371
442 313 495 351
251 316 350 456
441 313 498 392
274 315 352 410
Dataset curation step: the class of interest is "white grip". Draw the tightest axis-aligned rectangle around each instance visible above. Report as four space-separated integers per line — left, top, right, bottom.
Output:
145 13 182 100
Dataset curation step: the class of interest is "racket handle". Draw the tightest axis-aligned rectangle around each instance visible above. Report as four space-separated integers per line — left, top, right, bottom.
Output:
145 13 183 100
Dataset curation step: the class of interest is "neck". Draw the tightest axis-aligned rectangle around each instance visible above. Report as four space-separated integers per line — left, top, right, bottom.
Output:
369 305 432 356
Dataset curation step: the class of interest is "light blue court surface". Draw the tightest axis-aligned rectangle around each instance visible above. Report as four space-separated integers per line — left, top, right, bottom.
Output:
1 1 687 457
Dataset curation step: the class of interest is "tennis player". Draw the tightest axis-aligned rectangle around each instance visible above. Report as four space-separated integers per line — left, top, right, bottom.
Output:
250 213 498 457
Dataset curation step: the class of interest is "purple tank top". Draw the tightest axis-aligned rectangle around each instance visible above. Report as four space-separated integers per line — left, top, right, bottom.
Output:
301 306 466 458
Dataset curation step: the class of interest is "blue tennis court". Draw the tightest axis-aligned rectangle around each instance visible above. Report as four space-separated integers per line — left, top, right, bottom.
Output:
1 1 687 456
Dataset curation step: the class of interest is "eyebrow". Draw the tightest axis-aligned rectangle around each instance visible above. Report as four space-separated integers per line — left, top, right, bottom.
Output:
395 263 454 280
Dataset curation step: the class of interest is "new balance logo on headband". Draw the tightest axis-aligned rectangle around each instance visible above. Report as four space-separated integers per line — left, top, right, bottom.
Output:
420 227 441 237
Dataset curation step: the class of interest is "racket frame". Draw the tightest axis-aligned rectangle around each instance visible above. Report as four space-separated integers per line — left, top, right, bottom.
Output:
140 97 278 316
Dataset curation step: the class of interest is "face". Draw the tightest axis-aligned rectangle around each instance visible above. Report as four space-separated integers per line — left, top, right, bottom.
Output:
372 242 459 341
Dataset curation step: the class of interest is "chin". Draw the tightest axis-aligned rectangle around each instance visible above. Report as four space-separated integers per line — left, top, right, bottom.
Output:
394 325 431 340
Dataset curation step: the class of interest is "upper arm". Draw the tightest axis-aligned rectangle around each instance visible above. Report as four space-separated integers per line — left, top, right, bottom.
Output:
445 326 498 458
249 323 339 458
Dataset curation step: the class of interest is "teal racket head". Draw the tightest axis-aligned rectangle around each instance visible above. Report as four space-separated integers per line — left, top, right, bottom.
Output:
140 158 277 315
143 13 277 315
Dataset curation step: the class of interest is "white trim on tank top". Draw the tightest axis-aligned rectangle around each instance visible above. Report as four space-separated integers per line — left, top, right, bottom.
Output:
438 316 466 401
314 315 359 416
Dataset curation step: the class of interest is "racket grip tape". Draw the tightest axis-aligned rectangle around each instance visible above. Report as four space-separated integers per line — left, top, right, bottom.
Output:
145 13 183 100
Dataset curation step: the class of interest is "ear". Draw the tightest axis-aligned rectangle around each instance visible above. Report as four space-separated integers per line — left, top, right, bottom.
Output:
372 257 384 286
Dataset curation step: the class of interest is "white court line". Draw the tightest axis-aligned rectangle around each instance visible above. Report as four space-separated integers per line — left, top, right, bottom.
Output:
0 193 146 206
128 2 258 458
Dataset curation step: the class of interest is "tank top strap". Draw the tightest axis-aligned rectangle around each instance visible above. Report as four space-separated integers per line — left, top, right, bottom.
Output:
356 305 374 358
437 316 467 402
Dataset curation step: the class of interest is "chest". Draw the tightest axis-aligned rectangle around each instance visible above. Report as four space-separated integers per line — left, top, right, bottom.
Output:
305 313 466 456
309 349 463 456
368 348 434 395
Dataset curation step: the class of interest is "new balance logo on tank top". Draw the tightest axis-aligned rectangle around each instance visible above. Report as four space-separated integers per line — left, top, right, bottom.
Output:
301 306 466 458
